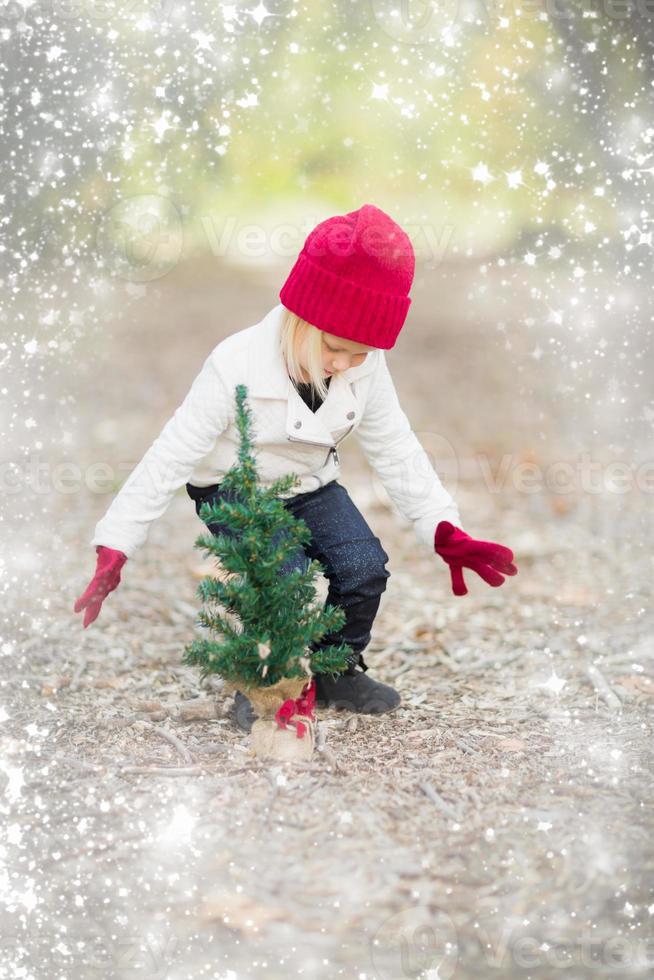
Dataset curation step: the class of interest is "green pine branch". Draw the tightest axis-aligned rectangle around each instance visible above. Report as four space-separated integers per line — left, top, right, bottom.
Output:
182 384 353 689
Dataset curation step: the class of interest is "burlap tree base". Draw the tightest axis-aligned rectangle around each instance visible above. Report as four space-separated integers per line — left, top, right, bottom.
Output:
224 674 316 761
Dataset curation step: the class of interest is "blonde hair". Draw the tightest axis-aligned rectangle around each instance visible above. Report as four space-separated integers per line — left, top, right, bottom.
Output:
279 307 331 401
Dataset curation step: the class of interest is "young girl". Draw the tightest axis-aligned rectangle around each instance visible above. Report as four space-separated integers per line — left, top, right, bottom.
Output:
74 203 517 728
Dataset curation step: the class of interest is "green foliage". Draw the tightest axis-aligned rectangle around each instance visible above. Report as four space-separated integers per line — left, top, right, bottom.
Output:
182 384 353 688
70 4 645 259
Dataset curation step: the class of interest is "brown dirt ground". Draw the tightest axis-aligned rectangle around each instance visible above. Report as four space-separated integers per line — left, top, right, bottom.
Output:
2 256 653 979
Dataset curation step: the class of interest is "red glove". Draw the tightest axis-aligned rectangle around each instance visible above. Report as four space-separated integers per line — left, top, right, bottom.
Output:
73 546 128 628
434 521 518 597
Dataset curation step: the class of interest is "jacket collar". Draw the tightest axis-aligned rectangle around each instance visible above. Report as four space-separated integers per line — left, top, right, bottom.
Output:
247 303 379 446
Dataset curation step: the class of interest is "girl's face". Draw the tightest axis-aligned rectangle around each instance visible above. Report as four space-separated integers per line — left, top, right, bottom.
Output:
299 330 376 381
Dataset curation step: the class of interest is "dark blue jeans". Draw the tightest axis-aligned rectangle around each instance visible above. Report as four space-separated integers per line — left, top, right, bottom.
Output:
186 479 391 674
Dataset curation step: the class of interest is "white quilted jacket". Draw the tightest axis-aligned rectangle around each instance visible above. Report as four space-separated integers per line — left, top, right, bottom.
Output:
90 303 462 559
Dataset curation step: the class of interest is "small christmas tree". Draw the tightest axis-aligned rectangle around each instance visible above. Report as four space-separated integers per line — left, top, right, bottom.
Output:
182 384 353 758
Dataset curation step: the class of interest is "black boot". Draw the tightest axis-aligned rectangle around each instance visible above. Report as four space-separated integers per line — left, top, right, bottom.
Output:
313 668 401 714
231 690 258 733
230 668 401 732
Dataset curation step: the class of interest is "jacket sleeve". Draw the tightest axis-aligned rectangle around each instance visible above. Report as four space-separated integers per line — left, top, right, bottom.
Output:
353 351 463 553
90 351 233 559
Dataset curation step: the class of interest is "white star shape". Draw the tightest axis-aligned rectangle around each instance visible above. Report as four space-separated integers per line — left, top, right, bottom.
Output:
191 31 215 51
250 2 273 26
152 113 174 139
472 162 493 185
541 671 566 696
371 82 389 101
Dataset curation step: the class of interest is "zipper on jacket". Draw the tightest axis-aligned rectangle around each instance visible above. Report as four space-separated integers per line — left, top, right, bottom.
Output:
287 423 355 468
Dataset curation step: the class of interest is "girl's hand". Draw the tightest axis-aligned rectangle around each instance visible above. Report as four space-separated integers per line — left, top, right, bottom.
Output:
73 546 128 627
434 521 518 597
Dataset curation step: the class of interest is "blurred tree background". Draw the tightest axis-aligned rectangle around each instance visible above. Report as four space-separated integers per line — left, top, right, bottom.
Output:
2 0 654 281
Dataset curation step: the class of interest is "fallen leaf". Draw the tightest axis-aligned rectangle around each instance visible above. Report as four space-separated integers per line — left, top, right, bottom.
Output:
497 737 527 752
91 676 124 689
41 675 71 696
614 675 654 696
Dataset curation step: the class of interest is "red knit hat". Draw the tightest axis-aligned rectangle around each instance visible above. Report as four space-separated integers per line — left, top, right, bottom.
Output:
279 203 415 349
